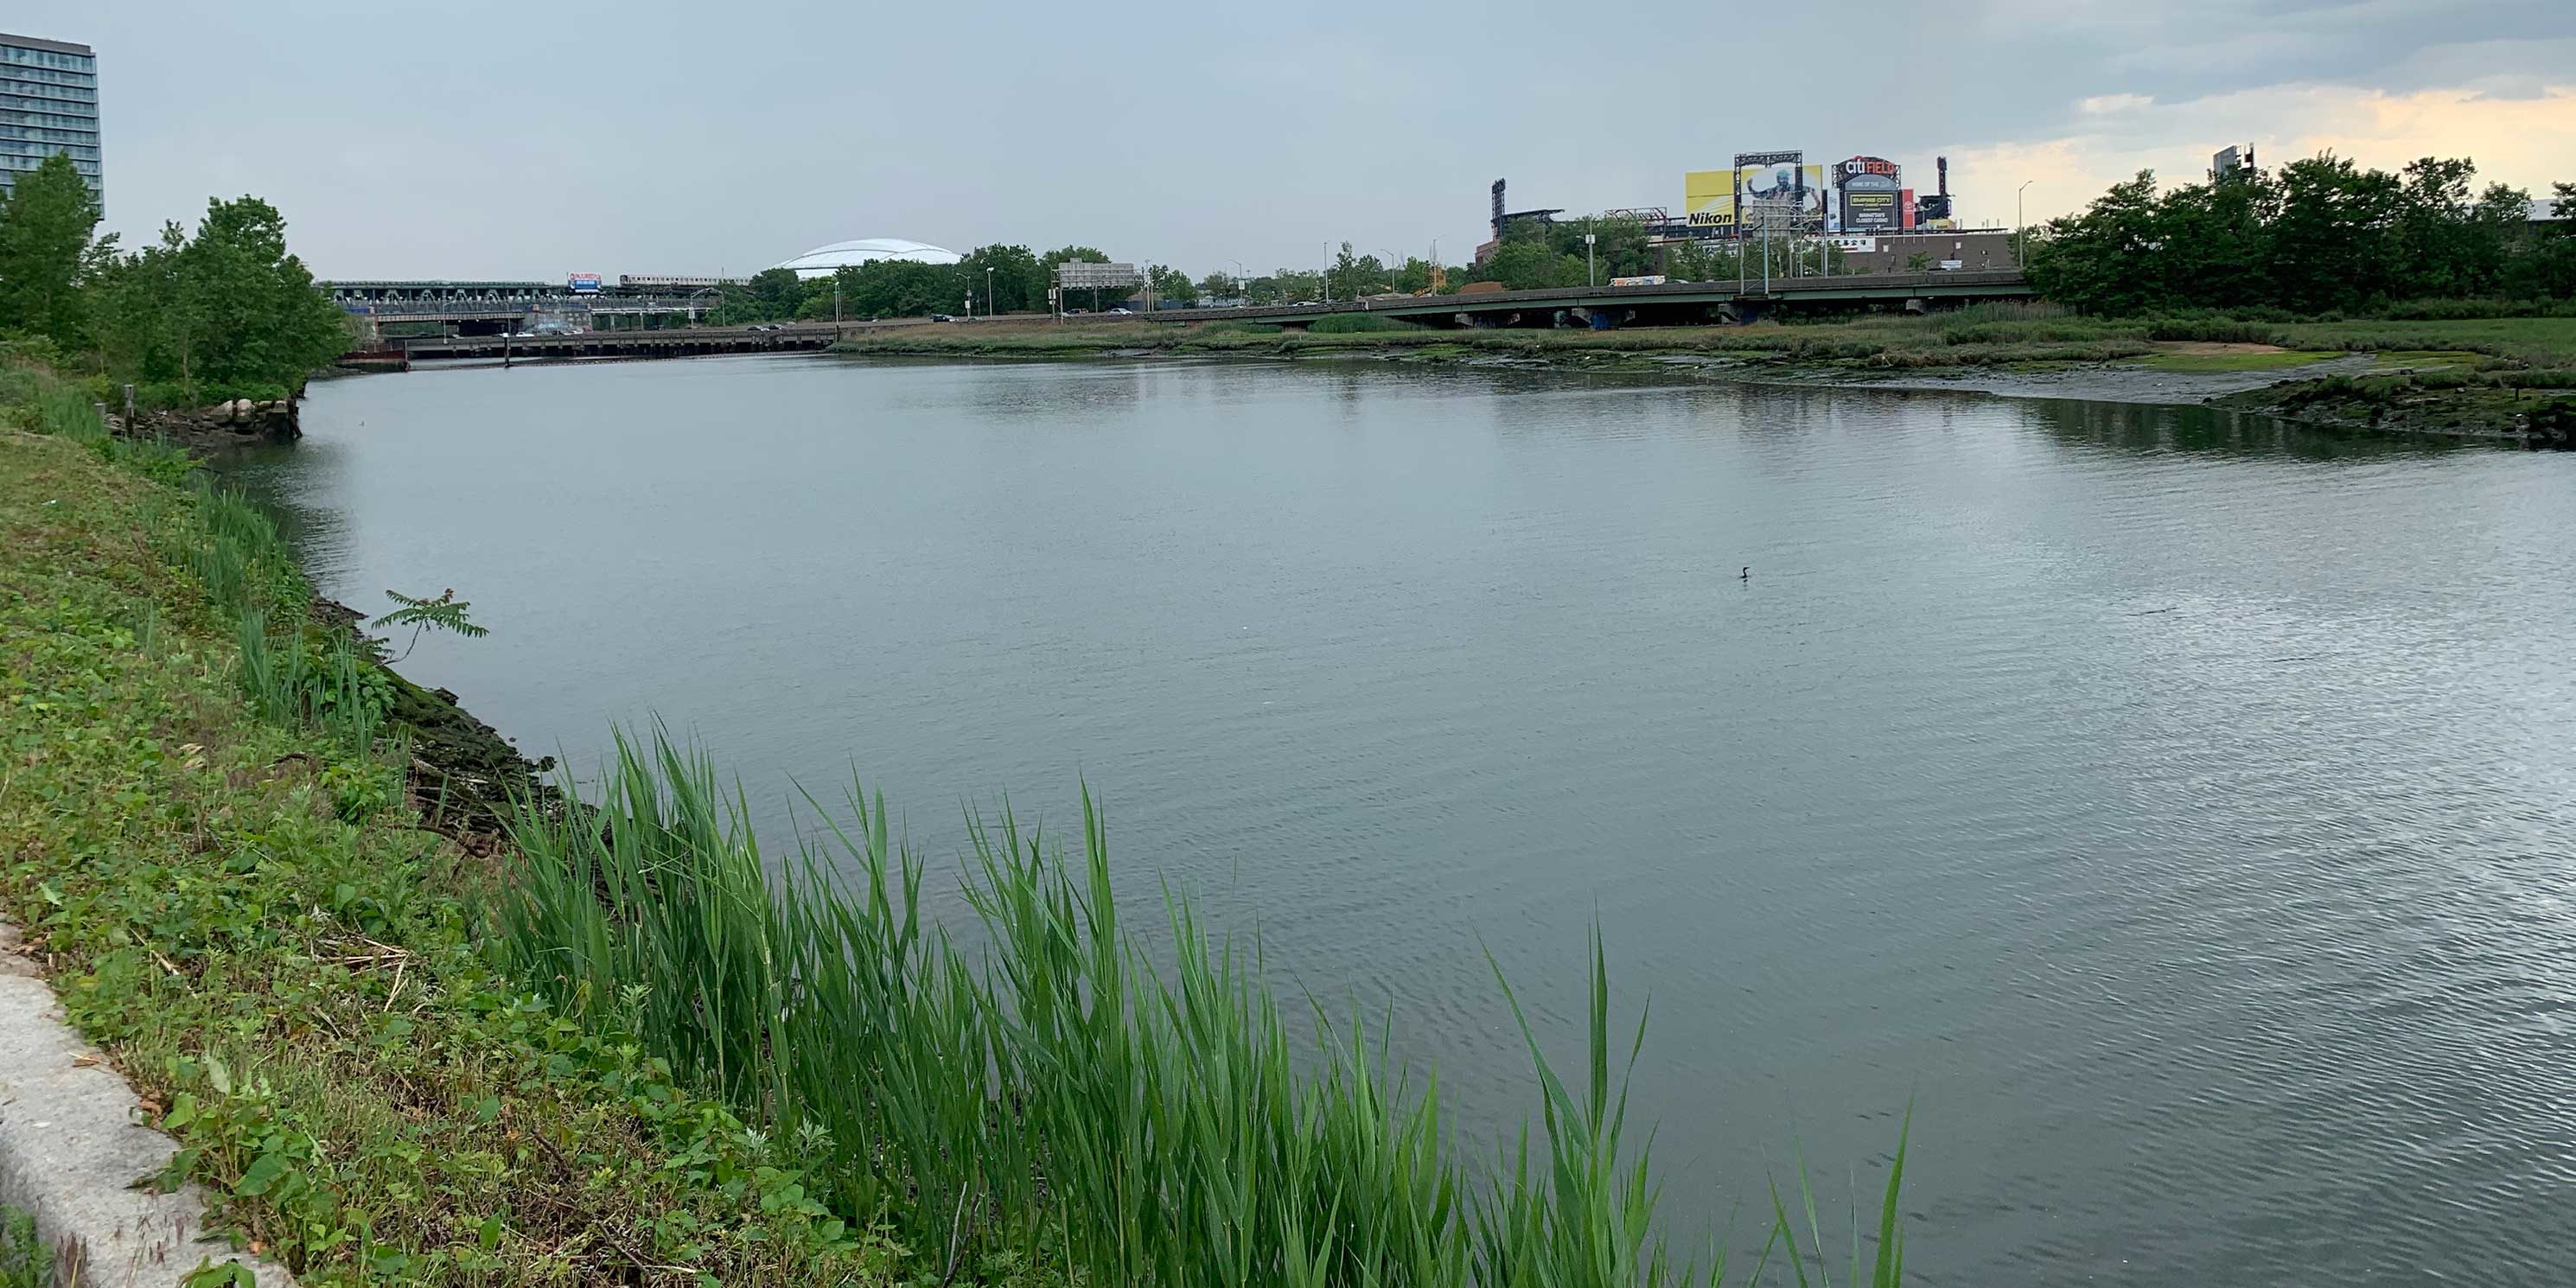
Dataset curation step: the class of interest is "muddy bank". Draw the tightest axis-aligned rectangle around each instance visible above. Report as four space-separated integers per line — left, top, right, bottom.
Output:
308 596 553 849
1810 354 2382 405
2210 373 2576 448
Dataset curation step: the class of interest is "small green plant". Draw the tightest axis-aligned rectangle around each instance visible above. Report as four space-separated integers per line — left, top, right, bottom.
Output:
321 758 401 824
373 588 488 661
0 1206 48 1288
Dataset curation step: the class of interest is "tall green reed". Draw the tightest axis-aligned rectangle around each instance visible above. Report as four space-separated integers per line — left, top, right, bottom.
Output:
499 728 1912 1286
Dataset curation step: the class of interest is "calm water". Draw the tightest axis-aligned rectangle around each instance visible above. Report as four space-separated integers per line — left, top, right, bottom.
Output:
236 355 2576 1285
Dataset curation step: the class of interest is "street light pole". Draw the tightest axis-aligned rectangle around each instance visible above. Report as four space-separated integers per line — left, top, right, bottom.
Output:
1584 226 1597 288
987 266 995 318
1230 259 1247 307
2017 180 2034 267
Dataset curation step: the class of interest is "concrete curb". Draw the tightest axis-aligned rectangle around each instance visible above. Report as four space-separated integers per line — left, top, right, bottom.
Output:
0 923 296 1286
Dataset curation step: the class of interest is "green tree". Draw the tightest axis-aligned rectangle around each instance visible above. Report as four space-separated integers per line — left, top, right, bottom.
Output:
2268 153 2403 311
90 196 343 397
2146 169 2276 310
712 267 809 324
2531 182 2576 297
1483 239 1581 290
0 152 106 349
180 197 348 389
2024 171 2169 313
93 221 201 386
959 244 1046 314
1544 215 1652 281
1146 263 1196 309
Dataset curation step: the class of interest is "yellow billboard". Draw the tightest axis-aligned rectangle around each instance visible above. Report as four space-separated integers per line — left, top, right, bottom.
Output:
1687 163 1831 228
1685 169 1738 226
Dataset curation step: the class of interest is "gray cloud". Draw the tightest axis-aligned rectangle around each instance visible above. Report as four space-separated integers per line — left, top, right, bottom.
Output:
22 0 2576 281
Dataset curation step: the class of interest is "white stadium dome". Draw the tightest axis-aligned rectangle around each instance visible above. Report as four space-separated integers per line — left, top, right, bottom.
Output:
773 237 962 278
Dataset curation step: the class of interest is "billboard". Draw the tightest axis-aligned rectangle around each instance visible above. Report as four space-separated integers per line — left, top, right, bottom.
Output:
1684 169 1738 228
566 272 602 294
1738 162 1828 229
1055 261 1141 289
1836 156 1903 233
1687 161 1828 231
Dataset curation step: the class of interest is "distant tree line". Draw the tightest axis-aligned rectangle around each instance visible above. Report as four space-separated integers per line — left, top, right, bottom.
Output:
0 152 348 404
718 214 1879 321
2028 153 2576 315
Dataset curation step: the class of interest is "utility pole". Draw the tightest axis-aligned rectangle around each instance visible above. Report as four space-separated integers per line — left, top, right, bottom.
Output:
1323 242 1331 305
987 266 996 317
1585 226 1597 288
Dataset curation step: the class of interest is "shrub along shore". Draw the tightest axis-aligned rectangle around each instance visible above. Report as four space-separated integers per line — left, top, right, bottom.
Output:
1 367 1910 1285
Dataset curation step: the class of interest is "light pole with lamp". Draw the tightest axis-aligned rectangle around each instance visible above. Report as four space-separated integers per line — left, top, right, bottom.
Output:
1375 249 1404 295
986 266 996 318
2017 180 2033 267
1584 226 1597 288
1230 258 1247 307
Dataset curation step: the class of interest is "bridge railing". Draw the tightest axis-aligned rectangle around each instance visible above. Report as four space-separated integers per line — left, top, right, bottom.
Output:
342 296 719 317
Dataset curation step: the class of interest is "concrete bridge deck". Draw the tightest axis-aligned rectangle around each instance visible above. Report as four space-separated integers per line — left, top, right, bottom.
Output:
401 324 846 362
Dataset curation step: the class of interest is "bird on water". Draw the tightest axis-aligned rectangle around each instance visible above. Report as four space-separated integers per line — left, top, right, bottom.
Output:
1740 565 1750 581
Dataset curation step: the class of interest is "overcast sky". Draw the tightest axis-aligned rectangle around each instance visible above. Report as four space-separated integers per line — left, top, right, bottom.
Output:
23 1 2576 281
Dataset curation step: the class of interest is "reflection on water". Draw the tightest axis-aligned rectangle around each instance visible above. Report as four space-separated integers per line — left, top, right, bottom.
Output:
226 356 2576 1285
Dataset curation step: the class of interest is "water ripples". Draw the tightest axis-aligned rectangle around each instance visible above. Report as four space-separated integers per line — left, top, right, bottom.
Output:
241 357 2576 1285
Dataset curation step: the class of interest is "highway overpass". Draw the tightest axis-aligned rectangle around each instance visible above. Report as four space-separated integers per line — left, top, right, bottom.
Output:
1119 270 2032 329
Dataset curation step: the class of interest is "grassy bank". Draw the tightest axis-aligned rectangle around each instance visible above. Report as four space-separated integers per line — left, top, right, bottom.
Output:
0 384 902 1285
3 367 1912 1284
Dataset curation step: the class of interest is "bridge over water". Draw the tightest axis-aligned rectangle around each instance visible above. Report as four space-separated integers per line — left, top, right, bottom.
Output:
1126 269 2033 328
393 323 845 364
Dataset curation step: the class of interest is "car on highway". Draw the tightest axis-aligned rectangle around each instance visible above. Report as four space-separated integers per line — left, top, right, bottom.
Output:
930 313 955 322
1108 307 1133 315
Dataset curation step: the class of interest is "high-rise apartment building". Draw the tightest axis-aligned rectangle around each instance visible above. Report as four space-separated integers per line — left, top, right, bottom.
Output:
0 32 100 205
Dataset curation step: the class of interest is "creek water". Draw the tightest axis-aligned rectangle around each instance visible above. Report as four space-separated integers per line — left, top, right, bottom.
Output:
231 354 2576 1285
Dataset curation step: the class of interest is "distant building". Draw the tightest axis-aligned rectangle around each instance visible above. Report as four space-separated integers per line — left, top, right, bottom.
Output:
0 31 100 204
772 238 962 280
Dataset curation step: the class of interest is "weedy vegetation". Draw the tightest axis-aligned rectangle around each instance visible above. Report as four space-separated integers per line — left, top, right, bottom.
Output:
3 364 1916 1285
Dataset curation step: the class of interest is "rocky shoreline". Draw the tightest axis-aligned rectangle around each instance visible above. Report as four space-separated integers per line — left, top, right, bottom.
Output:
105 394 303 452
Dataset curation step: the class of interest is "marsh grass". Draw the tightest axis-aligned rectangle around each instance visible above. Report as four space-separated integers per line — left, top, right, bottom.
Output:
500 730 1912 1287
